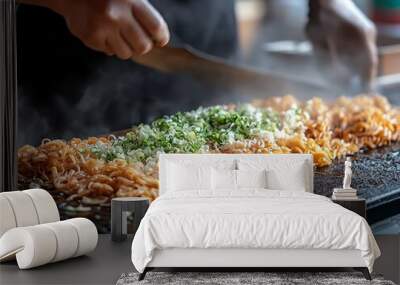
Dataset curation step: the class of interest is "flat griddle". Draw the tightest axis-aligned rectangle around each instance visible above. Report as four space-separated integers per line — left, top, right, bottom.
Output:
18 142 400 233
314 142 400 224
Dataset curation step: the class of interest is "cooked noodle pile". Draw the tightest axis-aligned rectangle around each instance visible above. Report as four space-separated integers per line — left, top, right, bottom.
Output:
18 138 159 202
18 95 400 203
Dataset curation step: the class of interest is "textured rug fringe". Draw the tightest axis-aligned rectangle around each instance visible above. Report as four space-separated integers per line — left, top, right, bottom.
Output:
116 271 394 285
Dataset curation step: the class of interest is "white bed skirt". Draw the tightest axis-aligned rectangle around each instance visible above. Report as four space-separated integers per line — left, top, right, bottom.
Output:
148 248 366 268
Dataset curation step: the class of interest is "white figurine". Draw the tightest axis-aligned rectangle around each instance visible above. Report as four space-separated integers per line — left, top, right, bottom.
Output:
343 157 353 190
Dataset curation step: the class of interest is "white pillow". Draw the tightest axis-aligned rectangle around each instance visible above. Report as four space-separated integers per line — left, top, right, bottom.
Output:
266 163 307 191
238 158 310 192
167 162 212 191
236 169 267 189
212 168 237 190
208 159 237 171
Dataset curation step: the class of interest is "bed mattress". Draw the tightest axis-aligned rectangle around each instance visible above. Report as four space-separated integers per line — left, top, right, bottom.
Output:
131 190 380 273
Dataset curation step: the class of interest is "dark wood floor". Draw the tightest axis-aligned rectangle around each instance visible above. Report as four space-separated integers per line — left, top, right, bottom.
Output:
0 235 134 285
1 234 398 285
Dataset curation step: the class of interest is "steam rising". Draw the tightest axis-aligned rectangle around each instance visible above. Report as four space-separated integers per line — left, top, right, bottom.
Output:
16 0 399 147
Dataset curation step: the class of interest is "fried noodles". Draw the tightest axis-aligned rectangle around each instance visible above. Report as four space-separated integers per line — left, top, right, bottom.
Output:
18 95 400 202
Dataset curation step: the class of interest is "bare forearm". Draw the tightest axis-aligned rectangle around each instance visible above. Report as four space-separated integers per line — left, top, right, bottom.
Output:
306 0 377 91
309 0 374 29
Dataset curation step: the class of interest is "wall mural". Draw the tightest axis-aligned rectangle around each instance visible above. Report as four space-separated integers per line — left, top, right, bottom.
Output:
14 1 400 234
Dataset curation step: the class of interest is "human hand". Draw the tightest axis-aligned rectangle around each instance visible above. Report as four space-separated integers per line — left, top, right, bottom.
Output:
306 0 377 92
52 0 170 59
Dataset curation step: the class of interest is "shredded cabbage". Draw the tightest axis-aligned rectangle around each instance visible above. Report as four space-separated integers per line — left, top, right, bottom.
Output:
88 104 303 164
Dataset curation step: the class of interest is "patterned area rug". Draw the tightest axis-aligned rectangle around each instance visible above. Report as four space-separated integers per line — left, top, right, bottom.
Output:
116 272 395 285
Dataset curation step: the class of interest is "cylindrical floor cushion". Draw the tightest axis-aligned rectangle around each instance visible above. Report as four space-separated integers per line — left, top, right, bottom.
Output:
0 189 60 236
0 189 98 269
0 218 98 269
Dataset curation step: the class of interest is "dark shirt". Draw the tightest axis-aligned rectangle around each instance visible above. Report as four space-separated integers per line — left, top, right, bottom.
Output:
17 0 238 145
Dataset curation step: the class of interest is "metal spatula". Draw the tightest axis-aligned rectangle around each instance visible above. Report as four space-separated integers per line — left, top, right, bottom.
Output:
131 45 333 98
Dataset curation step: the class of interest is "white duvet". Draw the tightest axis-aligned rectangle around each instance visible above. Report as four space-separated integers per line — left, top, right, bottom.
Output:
131 190 380 273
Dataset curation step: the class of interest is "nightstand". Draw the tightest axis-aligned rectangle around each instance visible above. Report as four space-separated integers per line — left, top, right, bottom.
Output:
111 197 149 242
332 198 366 219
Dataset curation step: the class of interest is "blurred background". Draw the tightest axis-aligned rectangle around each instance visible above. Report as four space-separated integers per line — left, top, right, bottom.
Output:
235 0 400 100
17 0 400 146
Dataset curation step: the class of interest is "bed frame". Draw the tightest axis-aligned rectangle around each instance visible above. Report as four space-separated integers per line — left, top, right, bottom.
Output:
139 249 371 280
139 154 372 281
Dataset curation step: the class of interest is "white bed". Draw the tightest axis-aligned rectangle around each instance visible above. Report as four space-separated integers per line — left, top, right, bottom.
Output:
131 154 380 280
